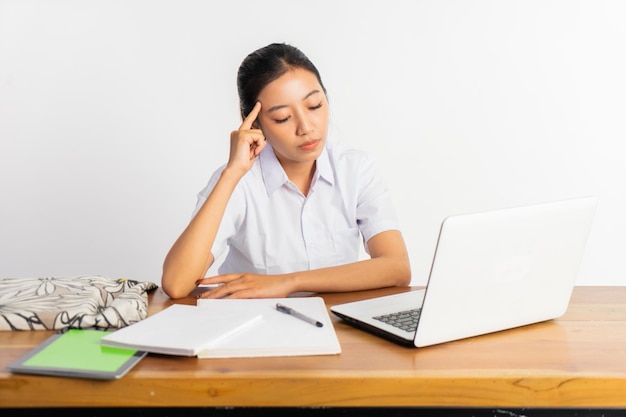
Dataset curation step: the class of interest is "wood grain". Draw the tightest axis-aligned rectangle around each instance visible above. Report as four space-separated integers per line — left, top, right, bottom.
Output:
2 286 626 408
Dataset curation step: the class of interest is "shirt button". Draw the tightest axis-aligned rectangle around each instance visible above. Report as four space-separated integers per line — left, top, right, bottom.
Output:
308 240 316 247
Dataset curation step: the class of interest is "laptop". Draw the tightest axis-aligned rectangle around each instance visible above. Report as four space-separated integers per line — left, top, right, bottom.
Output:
330 196 597 347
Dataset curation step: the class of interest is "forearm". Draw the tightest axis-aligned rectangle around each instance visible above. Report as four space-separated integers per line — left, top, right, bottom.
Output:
196 229 412 299
290 230 411 293
161 168 242 298
197 248 411 300
290 252 411 294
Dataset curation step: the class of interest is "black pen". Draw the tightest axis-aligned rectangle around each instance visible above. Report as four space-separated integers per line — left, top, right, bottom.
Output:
276 303 324 328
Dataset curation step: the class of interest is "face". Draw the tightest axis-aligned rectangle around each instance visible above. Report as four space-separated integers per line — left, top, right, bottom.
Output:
256 67 329 169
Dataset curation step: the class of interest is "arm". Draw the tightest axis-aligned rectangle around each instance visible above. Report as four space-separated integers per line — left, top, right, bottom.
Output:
196 229 411 299
161 103 266 299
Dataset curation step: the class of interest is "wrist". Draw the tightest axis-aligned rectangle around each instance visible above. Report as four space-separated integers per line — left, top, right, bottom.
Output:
285 272 301 294
220 165 246 184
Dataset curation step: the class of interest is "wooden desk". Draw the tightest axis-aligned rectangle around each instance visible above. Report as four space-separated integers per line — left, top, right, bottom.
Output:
2 286 626 412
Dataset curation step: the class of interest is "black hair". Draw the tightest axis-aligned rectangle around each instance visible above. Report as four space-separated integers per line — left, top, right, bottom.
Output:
237 43 327 120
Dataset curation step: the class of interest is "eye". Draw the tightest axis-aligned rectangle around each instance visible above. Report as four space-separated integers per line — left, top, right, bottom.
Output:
274 116 291 124
309 102 323 110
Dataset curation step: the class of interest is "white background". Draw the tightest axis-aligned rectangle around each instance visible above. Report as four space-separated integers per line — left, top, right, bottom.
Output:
1 0 625 286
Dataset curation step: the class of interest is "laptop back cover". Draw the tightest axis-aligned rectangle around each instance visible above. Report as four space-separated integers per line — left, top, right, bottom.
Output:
413 197 597 347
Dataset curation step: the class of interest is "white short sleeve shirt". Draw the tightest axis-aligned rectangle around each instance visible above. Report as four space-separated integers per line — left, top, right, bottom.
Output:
193 141 400 275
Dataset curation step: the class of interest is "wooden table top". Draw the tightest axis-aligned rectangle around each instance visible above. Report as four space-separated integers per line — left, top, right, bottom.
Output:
2 285 626 408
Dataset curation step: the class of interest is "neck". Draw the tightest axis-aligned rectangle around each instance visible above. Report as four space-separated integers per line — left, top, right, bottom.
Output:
281 159 316 196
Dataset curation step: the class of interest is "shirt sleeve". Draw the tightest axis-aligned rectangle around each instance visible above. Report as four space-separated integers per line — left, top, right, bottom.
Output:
355 151 401 250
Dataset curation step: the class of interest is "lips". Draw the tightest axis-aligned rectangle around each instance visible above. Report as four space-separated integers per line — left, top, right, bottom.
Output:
299 139 320 151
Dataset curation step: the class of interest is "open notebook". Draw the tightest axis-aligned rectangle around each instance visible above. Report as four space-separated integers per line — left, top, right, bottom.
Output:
101 297 340 358
196 297 341 358
331 196 597 347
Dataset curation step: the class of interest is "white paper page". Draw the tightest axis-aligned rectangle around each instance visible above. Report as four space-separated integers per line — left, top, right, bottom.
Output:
101 304 261 356
196 297 341 358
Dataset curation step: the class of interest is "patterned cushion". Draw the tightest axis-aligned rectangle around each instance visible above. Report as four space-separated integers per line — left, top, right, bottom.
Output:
0 276 158 331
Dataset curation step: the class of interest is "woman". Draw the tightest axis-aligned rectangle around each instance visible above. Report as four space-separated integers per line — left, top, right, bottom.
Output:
162 43 410 299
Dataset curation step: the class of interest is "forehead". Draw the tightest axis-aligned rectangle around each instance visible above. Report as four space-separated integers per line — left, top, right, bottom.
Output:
258 68 323 104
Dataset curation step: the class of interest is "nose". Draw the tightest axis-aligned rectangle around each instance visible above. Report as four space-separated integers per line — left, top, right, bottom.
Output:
295 112 313 136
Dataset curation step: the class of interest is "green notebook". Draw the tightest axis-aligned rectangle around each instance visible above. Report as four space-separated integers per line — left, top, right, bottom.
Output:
8 329 147 380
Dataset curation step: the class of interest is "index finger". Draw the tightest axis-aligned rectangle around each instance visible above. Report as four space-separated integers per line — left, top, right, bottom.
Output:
239 101 261 130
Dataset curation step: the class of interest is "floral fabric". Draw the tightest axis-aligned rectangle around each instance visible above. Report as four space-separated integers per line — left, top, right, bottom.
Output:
0 276 158 331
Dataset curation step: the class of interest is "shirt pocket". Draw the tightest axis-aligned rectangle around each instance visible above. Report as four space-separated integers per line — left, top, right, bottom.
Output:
329 226 361 265
260 231 309 275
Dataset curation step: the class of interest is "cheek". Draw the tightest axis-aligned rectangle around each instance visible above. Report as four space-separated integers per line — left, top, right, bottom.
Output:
260 125 285 145
315 109 330 130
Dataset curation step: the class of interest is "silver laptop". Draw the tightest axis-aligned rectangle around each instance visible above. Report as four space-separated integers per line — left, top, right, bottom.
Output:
331 196 597 347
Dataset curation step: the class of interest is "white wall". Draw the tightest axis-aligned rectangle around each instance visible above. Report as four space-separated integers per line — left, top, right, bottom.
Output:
1 0 625 286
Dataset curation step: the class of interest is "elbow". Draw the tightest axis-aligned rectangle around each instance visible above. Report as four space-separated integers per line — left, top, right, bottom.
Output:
395 256 412 287
161 251 213 299
160 279 179 299
161 270 192 300
161 283 189 300
397 274 411 287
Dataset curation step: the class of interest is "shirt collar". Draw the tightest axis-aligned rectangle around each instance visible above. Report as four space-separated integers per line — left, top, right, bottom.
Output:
260 143 334 196
316 145 334 186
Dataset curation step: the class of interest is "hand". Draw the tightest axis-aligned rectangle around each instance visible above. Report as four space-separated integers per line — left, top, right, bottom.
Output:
227 102 266 176
196 273 294 299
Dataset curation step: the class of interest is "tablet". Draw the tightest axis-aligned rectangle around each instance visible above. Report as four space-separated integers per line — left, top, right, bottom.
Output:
8 328 147 380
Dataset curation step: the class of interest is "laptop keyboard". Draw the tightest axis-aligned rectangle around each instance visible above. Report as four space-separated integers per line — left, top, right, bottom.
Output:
373 308 422 332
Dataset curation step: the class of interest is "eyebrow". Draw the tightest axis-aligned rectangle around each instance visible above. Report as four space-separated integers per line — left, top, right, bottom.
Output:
266 90 322 113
